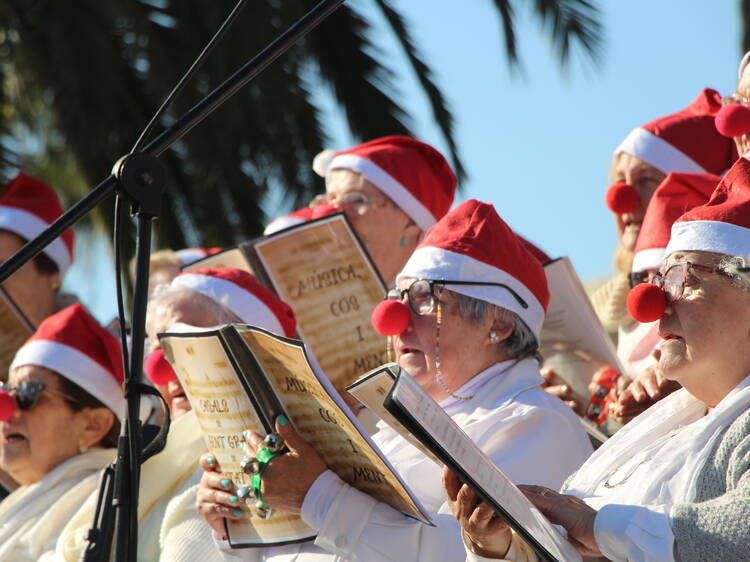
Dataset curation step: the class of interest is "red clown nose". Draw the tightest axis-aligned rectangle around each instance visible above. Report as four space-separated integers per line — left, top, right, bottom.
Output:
0 390 15 422
605 181 639 214
626 283 666 323
714 104 750 138
371 300 411 336
144 348 177 385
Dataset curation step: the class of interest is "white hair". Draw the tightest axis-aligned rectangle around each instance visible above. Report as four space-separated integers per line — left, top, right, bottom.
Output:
146 285 242 335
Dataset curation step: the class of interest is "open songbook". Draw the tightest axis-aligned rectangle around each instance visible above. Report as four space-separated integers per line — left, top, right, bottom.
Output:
540 257 625 444
183 212 388 395
351 363 581 562
158 324 431 548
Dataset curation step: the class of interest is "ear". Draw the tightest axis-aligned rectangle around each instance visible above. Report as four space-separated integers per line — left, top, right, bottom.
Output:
401 221 422 250
488 310 515 346
77 407 116 450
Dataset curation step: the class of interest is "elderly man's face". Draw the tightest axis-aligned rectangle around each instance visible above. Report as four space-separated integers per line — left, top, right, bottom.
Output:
657 251 750 406
146 293 225 419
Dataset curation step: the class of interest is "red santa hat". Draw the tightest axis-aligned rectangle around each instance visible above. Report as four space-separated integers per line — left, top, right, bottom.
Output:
395 199 550 339
262 204 339 236
614 89 737 176
665 156 750 260
632 172 720 272
174 247 223 267
313 136 456 232
170 267 296 337
9 304 124 418
0 172 75 276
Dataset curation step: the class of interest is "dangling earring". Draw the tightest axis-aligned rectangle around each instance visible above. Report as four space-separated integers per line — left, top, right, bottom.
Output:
78 445 88 454
489 331 499 343
399 236 407 247
434 286 473 401
386 335 395 362
51 280 61 291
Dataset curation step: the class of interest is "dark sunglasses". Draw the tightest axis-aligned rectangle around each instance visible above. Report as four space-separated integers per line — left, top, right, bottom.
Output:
0 381 79 411
628 271 649 289
386 279 528 317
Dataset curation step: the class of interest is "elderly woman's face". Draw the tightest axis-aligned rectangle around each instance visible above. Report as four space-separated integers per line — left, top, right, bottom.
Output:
324 171 419 285
0 366 87 485
657 251 750 404
146 293 226 419
392 280 499 400
610 154 666 251
0 231 60 326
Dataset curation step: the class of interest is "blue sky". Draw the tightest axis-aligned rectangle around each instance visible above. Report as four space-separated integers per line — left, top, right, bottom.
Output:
66 0 744 322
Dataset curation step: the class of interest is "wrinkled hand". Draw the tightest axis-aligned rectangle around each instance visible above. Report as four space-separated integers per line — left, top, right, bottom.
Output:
443 467 512 558
195 453 244 538
520 485 601 557
611 357 680 423
540 367 580 413
243 417 327 514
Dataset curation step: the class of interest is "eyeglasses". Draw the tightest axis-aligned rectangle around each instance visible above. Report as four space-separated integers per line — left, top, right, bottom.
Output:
311 191 390 215
0 381 79 411
386 279 528 316
649 261 728 302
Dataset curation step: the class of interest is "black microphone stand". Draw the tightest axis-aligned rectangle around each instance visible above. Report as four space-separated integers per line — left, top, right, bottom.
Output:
0 1 344 560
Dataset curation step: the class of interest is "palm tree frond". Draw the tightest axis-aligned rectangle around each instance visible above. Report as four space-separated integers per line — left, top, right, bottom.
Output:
372 0 466 182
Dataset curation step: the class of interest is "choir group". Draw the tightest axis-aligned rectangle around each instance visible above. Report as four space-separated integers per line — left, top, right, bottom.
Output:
0 48 749 562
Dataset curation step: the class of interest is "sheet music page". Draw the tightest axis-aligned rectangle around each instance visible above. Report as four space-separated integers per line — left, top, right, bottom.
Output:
237 328 431 524
182 247 254 273
391 373 581 562
160 325 315 546
0 288 33 384
251 214 387 394
347 364 442 465
540 257 623 406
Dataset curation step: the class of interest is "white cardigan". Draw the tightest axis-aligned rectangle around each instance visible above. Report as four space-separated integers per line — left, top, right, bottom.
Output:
0 448 114 561
216 358 593 561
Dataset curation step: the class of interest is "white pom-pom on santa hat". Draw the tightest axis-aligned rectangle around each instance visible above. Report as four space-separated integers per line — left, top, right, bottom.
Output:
312 149 336 177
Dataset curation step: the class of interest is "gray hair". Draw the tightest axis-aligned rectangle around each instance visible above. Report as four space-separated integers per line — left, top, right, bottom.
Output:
718 255 750 290
454 292 539 360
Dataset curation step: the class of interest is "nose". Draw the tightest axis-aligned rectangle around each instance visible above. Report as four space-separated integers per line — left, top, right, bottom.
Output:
371 300 411 336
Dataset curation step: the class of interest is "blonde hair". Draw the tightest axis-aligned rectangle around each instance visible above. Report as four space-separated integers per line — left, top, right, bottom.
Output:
325 168 366 191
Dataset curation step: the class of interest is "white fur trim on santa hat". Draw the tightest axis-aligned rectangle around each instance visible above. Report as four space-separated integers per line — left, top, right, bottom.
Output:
0 206 72 274
174 248 208 266
614 127 706 175
172 273 284 335
326 153 436 231
10 340 124 419
396 246 545 339
666 220 750 259
263 216 306 236
632 247 666 273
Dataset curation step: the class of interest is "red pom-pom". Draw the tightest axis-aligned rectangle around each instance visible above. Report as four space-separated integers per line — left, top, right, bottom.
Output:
605 181 639 214
371 300 411 336
626 283 666 323
144 348 177 385
0 390 15 421
715 104 750 138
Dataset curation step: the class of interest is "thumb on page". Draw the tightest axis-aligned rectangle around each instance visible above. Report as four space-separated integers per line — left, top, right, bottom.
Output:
275 415 309 454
